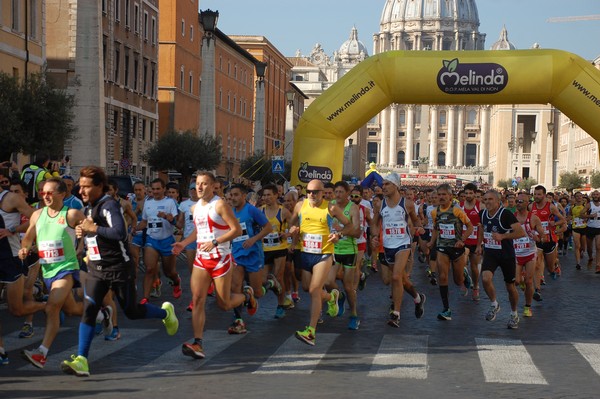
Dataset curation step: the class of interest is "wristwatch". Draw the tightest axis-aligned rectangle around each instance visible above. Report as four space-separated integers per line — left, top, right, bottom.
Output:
8 226 16 234
211 239 219 246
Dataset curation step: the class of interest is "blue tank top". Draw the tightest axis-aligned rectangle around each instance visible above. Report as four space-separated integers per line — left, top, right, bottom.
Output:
232 202 268 264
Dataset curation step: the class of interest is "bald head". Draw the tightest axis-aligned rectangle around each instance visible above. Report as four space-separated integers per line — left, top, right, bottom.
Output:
306 179 324 191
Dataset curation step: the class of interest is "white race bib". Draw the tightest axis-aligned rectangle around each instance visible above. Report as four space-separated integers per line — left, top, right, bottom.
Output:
483 232 502 249
38 240 65 264
439 223 456 239
302 233 323 254
85 236 102 261
384 221 407 239
233 222 249 243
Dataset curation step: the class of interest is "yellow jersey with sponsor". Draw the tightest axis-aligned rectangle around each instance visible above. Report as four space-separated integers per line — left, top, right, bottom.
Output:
261 205 288 252
299 199 334 255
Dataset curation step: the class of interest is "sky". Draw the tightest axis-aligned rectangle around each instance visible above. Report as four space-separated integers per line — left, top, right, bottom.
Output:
200 0 600 60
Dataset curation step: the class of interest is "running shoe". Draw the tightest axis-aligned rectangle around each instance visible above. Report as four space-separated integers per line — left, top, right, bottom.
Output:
485 304 500 321
283 297 295 309
182 342 205 359
414 293 426 319
387 311 400 327
348 315 360 330
170 275 182 299
295 326 316 346
533 289 543 302
267 273 282 296
274 306 286 319
227 319 247 334
243 286 258 316
507 313 520 329
161 302 179 336
459 284 469 297
576 264 582 270
186 300 193 312
523 306 533 317
0 352 8 365
463 267 473 289
437 309 452 321
139 297 149 305
22 348 47 368
150 279 162 298
337 291 346 317
327 289 340 317
18 323 34 338
358 272 368 291
472 288 480 301
292 291 300 303
105 327 121 341
61 355 89 377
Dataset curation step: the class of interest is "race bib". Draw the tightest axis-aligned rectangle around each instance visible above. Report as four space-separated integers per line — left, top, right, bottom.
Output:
197 228 215 243
233 222 249 243
302 233 323 254
148 217 164 234
574 217 585 228
263 232 281 247
464 224 478 240
483 232 502 249
439 223 456 239
384 221 407 238
85 236 102 261
541 221 550 234
38 240 65 264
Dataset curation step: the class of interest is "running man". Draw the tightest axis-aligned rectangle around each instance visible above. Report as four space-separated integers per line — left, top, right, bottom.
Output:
460 183 483 301
172 172 252 359
583 190 600 273
288 179 349 345
570 192 587 270
177 182 199 311
60 166 178 376
371 173 426 327
477 190 525 329
19 177 85 368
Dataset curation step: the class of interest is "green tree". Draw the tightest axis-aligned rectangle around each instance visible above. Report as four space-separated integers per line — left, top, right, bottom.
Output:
145 130 221 189
590 170 600 189
559 171 585 193
0 74 21 160
497 179 510 190
517 177 537 192
240 151 291 185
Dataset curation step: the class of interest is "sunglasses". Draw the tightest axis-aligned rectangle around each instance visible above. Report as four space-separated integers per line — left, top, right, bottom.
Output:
306 189 322 195
516 199 526 203
0 180 9 185
350 194 361 199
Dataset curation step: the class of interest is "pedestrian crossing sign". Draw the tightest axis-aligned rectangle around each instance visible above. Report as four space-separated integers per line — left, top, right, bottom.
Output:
272 160 284 174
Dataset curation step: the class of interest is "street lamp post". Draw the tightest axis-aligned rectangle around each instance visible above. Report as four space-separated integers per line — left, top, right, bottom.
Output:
253 61 267 153
284 90 295 162
199 9 219 138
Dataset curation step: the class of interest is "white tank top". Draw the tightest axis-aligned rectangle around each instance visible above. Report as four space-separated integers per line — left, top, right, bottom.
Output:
142 197 178 240
193 196 231 259
514 214 537 258
588 202 600 228
380 198 412 248
0 191 22 256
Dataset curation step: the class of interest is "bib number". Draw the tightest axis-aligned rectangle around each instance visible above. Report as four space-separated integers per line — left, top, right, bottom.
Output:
439 223 456 239
302 233 323 254
85 236 102 261
483 232 502 249
384 221 407 238
233 222 249 243
38 240 65 264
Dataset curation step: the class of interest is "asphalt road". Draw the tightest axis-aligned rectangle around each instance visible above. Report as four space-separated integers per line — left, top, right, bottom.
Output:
1 250 599 399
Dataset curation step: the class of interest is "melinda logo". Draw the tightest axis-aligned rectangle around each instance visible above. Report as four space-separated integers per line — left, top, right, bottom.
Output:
297 162 333 183
437 58 508 94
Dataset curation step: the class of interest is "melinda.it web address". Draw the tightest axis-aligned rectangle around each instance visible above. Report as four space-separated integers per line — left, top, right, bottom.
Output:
326 80 376 121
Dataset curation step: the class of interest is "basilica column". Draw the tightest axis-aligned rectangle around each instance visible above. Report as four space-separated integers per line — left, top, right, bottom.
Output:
456 106 465 166
406 105 415 167
479 105 490 167
447 106 456 167
389 104 398 166
429 106 438 166
380 107 389 165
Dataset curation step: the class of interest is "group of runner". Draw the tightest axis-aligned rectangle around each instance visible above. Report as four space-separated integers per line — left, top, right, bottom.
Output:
1 165 598 374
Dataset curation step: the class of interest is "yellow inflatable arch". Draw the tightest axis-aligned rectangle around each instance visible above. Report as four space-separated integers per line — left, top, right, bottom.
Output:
291 49 600 185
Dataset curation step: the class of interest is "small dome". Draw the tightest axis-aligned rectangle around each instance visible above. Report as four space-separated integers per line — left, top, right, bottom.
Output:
338 26 369 62
491 26 516 50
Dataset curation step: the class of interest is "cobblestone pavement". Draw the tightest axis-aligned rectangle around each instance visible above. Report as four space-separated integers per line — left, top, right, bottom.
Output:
1 250 599 399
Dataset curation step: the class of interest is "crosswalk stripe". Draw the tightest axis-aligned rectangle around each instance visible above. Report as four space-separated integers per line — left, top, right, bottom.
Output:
3 327 70 353
476 338 548 385
19 328 156 371
573 343 600 377
368 334 429 379
136 330 246 372
253 333 339 375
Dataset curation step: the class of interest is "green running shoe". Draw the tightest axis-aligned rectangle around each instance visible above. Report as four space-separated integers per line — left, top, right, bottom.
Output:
162 302 179 336
327 289 339 317
61 355 90 377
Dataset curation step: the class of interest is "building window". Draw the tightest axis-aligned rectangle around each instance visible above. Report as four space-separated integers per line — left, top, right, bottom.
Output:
125 0 130 28
439 110 447 126
124 50 130 87
399 110 406 125
142 118 146 141
465 143 477 166
151 17 156 45
180 66 184 90
368 131 377 136
234 65 237 79
397 151 405 166
233 95 236 113
11 0 20 31
143 11 148 40
227 93 230 110
227 136 231 159
367 142 378 163
150 63 156 97
149 121 154 142
188 72 193 94
468 109 477 124
115 0 120 22
438 152 446 166
132 115 137 138
219 88 222 106
438 132 445 138
467 132 477 138
29 0 38 39
102 0 107 14
181 19 185 36
103 36 108 79
398 131 405 137
133 55 139 91
142 59 148 95
133 3 139 33
114 45 121 83
113 111 119 134
190 25 193 41
233 139 237 161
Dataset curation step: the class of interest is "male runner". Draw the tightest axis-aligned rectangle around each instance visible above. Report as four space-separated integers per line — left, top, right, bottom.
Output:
60 166 178 376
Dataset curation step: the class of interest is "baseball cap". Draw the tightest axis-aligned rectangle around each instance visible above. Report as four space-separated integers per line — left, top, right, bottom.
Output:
189 182 196 189
383 172 401 188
